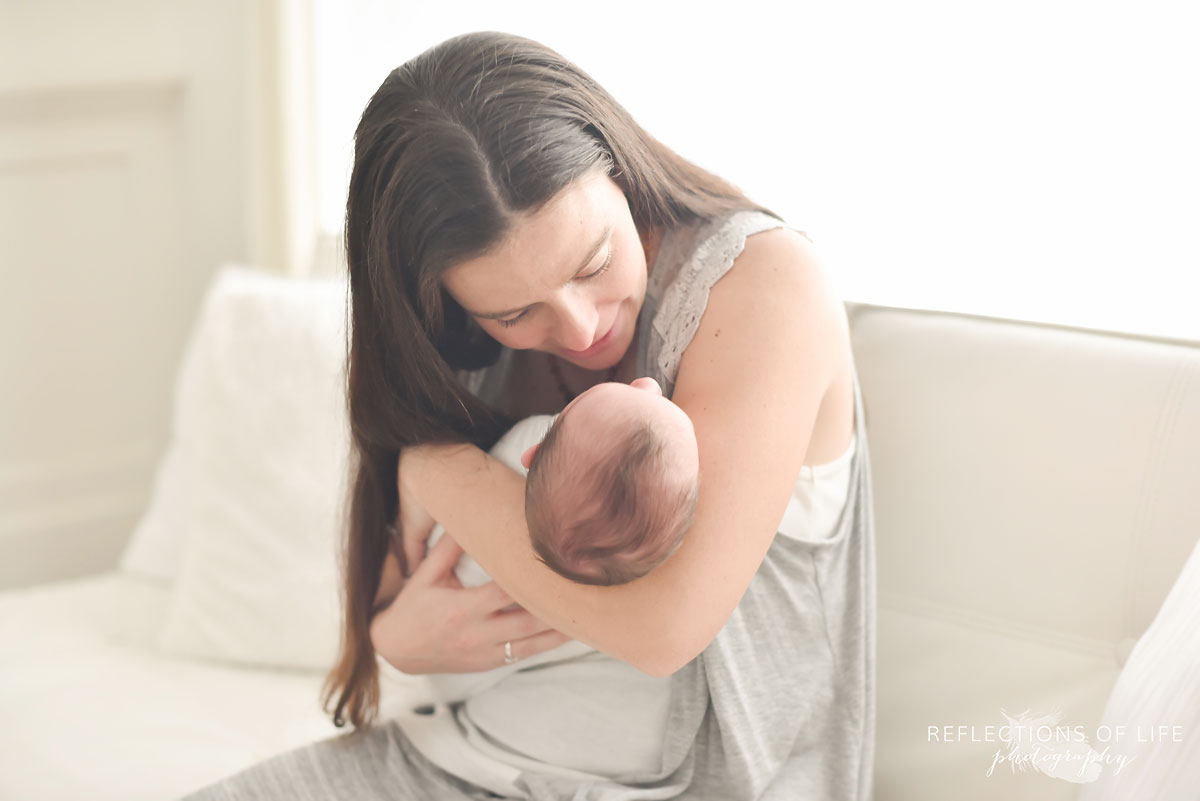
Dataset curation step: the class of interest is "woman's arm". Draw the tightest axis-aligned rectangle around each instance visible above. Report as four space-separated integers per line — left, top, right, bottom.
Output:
404 228 846 676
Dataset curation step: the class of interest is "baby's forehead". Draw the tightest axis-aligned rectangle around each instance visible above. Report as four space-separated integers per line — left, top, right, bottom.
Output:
566 385 694 450
556 395 659 471
569 383 652 421
550 382 698 480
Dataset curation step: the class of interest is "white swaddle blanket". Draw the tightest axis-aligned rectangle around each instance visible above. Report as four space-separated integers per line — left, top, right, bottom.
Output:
395 414 674 794
423 413 594 703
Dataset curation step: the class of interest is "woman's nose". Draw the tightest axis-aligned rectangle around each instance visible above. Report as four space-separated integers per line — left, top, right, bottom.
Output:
555 293 599 352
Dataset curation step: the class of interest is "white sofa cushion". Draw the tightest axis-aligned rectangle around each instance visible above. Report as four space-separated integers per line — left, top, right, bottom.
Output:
120 265 352 670
0 572 336 800
849 302 1200 800
0 570 437 800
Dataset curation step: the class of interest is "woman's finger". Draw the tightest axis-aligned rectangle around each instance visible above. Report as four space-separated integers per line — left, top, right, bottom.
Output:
401 521 431 580
409 530 464 585
466 580 516 613
396 452 438 577
373 547 406 612
486 606 562 643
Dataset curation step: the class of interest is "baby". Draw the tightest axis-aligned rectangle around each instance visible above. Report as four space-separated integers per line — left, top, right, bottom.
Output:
423 375 700 700
523 374 702 585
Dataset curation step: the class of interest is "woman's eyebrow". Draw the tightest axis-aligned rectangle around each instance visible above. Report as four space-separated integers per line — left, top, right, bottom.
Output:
469 224 615 319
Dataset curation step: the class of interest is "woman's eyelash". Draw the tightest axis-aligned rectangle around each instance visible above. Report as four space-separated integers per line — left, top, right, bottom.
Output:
587 249 614 279
496 250 614 328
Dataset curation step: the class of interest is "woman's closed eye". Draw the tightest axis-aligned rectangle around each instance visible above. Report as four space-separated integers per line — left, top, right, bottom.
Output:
496 249 613 328
586 248 614 281
497 313 527 328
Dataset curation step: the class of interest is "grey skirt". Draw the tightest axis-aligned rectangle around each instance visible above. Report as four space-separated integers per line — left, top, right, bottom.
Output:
180 720 508 800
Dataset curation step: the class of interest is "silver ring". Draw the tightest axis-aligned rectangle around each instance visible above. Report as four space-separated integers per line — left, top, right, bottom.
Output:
503 640 515 665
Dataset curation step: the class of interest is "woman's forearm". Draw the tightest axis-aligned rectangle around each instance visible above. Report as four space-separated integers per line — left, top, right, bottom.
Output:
403 442 698 675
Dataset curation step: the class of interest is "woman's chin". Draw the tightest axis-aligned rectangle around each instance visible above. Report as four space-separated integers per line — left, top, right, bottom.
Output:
563 334 630 372
559 329 617 367
559 352 609 372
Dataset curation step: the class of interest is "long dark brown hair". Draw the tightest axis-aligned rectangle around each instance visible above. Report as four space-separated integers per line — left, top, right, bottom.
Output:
321 30 779 733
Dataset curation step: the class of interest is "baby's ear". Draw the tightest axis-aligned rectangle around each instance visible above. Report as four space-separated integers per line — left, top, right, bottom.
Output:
520 444 539 470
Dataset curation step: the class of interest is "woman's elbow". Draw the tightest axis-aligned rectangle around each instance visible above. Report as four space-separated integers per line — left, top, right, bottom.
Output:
636 654 691 678
623 624 711 678
606 587 728 677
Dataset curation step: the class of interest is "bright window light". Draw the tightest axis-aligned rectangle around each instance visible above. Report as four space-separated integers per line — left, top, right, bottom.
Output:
314 0 1199 342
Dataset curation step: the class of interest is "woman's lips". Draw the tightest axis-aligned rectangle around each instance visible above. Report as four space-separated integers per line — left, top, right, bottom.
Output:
564 319 616 357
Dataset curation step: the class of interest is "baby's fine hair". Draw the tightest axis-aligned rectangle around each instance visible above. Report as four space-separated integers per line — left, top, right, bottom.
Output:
525 416 699 586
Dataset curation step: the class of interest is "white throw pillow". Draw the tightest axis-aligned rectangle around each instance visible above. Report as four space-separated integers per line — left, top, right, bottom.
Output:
1075 536 1200 799
122 264 352 670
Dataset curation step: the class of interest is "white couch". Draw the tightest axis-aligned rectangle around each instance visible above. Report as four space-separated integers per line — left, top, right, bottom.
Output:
2 268 1196 800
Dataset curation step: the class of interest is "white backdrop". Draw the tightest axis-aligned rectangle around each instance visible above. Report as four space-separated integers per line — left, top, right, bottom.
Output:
313 0 1199 341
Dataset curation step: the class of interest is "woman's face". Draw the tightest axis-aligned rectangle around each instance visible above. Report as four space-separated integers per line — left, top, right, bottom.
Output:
441 168 650 371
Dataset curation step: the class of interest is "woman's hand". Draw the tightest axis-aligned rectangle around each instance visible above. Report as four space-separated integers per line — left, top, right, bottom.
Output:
371 532 572 674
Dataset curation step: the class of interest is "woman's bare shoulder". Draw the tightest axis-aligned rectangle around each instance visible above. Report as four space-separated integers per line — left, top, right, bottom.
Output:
644 224 850 670
678 223 848 402
737 226 855 464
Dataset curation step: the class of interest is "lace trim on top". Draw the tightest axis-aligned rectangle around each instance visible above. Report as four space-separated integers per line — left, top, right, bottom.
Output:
649 210 810 397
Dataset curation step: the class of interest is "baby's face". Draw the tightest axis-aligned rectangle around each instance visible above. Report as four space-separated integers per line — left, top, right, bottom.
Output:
558 377 699 475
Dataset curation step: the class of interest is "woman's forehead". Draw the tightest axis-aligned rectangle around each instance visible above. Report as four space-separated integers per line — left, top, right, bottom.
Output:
441 173 621 308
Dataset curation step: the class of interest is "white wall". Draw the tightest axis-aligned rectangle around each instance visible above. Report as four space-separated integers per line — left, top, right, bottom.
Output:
313 0 1200 342
0 0 263 588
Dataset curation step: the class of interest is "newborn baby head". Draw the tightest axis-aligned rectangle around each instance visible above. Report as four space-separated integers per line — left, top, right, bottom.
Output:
521 377 700 586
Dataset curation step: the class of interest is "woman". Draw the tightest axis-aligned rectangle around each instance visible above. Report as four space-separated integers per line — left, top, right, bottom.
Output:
185 30 875 801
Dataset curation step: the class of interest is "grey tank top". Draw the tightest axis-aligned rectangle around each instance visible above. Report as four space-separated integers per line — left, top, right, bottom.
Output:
458 209 877 801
